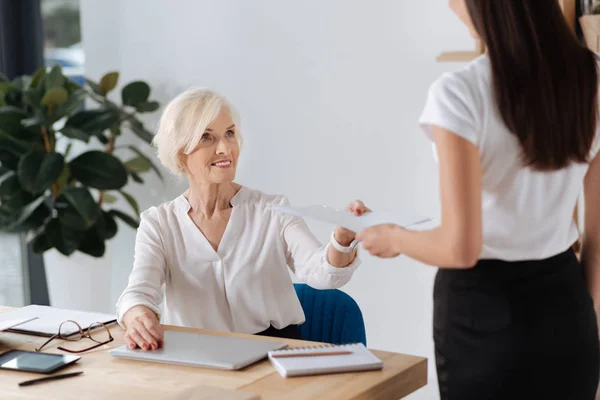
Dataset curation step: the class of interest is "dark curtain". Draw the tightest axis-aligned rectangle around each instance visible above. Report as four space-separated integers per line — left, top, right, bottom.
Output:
0 0 49 305
0 0 45 79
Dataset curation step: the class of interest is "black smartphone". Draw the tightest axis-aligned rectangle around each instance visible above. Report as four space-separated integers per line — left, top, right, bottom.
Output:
0 350 81 374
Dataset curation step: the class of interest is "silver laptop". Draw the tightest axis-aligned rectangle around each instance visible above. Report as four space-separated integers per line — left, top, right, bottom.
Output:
109 330 288 370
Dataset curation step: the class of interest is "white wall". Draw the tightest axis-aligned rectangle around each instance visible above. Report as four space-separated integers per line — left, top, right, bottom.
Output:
80 1 475 398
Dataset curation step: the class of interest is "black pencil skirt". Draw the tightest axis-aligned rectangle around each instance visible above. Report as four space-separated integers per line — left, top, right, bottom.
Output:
433 248 600 400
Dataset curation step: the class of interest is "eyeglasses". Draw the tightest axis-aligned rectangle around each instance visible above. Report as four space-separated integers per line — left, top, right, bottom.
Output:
35 320 114 354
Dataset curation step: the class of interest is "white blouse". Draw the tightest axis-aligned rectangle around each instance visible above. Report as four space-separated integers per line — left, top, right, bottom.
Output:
115 186 360 334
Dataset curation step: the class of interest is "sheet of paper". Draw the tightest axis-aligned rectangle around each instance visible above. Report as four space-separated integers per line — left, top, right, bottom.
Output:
0 317 37 331
1 305 116 336
271 204 432 233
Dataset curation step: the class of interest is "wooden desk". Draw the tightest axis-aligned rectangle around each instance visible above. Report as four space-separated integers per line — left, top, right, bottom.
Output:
0 307 427 399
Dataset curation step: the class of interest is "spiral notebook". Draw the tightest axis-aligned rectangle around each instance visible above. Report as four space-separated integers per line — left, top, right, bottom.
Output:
267 343 383 377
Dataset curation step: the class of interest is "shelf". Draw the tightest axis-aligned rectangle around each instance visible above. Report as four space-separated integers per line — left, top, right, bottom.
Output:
437 0 576 63
436 51 480 62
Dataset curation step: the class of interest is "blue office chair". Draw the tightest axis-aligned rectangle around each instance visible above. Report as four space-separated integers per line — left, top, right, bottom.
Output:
293 283 367 346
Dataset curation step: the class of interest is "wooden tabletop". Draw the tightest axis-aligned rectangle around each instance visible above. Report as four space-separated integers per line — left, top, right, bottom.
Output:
0 306 427 399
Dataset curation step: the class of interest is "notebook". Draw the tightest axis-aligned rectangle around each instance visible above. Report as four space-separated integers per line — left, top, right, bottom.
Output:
0 305 117 337
267 343 383 377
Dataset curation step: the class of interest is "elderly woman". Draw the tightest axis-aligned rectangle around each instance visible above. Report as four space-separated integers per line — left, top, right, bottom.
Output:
116 87 367 350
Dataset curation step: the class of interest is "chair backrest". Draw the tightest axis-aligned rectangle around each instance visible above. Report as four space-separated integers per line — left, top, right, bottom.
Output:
293 283 367 346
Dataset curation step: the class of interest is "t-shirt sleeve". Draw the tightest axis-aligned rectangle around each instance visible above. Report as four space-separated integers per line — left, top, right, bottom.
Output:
418 73 481 146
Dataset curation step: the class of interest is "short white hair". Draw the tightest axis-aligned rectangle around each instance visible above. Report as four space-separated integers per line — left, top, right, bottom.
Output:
152 87 241 176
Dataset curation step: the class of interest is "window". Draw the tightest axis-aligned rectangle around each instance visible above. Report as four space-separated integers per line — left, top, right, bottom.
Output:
41 0 84 86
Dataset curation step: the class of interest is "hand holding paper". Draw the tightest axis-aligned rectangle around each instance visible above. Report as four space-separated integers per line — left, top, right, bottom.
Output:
334 200 371 245
355 224 406 258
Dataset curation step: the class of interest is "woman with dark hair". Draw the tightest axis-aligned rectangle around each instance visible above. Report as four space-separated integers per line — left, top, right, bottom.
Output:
354 1 600 398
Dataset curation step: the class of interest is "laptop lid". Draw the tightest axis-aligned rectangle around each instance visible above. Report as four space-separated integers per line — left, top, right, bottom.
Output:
109 330 288 370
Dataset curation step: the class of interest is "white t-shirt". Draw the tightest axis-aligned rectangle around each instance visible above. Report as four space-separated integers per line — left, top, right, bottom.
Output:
419 55 600 261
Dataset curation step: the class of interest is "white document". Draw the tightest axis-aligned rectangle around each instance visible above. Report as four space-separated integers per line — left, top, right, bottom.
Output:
0 317 37 331
0 305 116 337
271 204 432 233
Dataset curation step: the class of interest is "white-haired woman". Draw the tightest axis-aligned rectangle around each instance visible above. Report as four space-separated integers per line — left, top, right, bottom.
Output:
116 88 367 350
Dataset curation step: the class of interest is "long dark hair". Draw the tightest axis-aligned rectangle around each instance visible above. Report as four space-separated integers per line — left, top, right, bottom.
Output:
465 0 598 170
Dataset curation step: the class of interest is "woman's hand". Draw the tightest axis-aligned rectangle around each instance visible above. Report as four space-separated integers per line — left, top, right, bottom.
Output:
334 200 372 245
123 305 163 351
356 224 403 258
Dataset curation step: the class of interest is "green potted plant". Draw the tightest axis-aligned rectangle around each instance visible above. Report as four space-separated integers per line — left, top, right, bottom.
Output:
0 66 163 311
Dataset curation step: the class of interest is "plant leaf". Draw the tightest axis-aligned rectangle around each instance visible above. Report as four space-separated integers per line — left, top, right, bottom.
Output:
99 72 119 95
94 133 109 145
2 196 47 231
124 156 152 174
129 170 144 184
0 108 40 143
11 76 31 91
24 89 43 107
77 224 106 257
0 173 20 197
0 173 35 210
45 66 65 90
21 112 47 129
110 125 121 137
0 106 28 121
85 78 103 96
69 150 128 190
0 174 35 211
56 187 101 231
65 79 82 94
4 201 50 233
103 193 117 204
128 118 154 143
0 165 10 177
60 127 91 142
127 144 164 181
119 190 140 216
30 67 47 89
32 230 53 254
55 88 86 117
44 218 82 256
0 129 37 157
125 145 163 181
41 87 69 106
0 108 43 145
0 151 20 170
17 150 64 194
91 210 117 242
108 209 139 229
99 211 118 239
135 101 159 113
121 81 150 106
65 106 120 134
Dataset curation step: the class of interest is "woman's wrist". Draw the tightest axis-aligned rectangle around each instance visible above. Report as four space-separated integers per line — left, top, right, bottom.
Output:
331 230 358 252
123 305 156 326
333 227 355 247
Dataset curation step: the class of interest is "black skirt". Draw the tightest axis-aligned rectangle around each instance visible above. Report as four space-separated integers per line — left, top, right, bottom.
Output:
433 248 599 400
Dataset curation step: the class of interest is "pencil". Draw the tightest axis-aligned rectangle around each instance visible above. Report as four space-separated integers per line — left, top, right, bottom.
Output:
271 351 353 358
18 371 83 387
